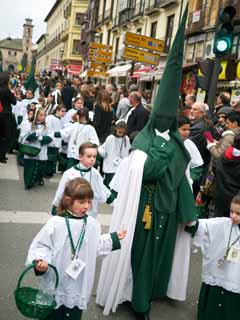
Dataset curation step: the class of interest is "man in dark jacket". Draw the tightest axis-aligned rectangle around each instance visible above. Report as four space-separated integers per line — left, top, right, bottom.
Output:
61 80 75 110
127 92 149 136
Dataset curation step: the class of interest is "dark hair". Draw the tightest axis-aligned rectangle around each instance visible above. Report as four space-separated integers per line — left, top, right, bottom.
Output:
178 115 190 128
227 111 240 126
0 71 10 87
78 142 98 156
219 92 230 105
233 133 240 150
58 178 94 213
74 97 84 104
186 95 196 103
231 194 240 206
77 107 89 123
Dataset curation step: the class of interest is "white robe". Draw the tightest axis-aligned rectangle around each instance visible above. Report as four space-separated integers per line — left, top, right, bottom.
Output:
52 165 111 218
96 149 192 315
26 216 115 310
184 138 203 186
98 134 130 174
46 115 63 149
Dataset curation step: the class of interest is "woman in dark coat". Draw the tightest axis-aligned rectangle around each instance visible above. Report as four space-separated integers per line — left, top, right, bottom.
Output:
214 133 240 217
93 90 113 144
0 72 16 163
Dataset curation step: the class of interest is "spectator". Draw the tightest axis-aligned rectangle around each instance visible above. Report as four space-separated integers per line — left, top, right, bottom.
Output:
214 92 231 115
184 94 196 109
214 106 232 138
116 91 130 121
230 96 240 112
61 79 75 110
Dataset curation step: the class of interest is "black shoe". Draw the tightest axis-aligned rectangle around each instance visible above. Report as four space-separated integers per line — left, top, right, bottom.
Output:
0 158 7 164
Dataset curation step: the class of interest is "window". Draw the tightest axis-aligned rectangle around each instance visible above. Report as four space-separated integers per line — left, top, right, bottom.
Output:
115 37 120 63
164 15 175 53
8 50 11 55
107 30 111 45
72 40 81 54
150 22 157 38
137 28 142 34
75 13 84 25
14 51 17 56
99 33 103 44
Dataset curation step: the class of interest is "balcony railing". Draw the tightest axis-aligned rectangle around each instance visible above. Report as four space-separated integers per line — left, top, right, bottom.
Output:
145 0 178 14
103 8 112 22
186 7 210 35
96 14 103 27
130 2 144 19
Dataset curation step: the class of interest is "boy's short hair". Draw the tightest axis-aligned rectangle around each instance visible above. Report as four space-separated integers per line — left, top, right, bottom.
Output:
231 194 240 206
227 111 240 126
178 115 190 128
79 142 98 156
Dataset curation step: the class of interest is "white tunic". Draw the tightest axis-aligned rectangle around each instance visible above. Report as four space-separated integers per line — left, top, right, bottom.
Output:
193 218 240 293
60 123 99 160
98 135 130 174
26 216 115 310
63 108 77 125
46 115 62 149
52 165 111 218
184 138 203 186
19 121 51 161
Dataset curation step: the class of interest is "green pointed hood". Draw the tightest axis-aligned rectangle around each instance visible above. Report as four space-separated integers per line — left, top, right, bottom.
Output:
23 56 38 93
132 5 188 152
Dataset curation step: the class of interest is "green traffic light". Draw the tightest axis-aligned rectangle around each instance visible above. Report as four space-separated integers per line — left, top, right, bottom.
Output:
215 37 232 53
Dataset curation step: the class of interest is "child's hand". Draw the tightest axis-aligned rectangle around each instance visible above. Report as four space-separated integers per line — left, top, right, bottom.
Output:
35 259 48 272
118 230 127 240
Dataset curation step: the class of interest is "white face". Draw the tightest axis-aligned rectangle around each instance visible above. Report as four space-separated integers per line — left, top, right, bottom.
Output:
230 203 240 224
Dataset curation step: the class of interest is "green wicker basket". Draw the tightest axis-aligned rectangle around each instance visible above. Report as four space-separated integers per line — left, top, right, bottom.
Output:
14 263 59 319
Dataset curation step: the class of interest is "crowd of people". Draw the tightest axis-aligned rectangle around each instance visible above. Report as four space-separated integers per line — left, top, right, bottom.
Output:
2 12 240 319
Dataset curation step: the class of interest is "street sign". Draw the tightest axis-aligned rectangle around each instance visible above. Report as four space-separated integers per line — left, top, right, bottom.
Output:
88 55 112 63
90 42 112 50
123 46 160 65
89 62 108 71
87 70 109 78
89 48 112 57
125 32 164 53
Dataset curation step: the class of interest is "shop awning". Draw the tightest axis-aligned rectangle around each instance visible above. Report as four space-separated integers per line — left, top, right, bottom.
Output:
108 64 132 77
67 63 82 75
129 67 152 78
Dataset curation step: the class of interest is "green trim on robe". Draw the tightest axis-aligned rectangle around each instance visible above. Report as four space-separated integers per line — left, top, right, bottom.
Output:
110 232 121 251
51 205 57 216
131 133 197 314
24 159 46 189
104 173 115 188
198 283 240 320
40 136 52 146
67 158 79 169
45 305 82 320
58 152 68 172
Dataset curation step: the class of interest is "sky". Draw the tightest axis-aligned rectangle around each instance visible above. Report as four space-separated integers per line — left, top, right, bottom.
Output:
0 0 56 43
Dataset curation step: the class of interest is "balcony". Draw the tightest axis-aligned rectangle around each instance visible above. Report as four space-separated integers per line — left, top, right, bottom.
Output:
61 29 69 41
95 14 103 28
103 8 112 23
186 7 210 35
158 0 178 9
145 0 162 15
130 2 144 20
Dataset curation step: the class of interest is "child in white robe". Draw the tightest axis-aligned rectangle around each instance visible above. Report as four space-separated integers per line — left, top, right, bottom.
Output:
45 105 66 177
98 121 131 187
185 194 240 320
26 177 126 320
55 108 99 169
63 97 84 125
52 142 114 217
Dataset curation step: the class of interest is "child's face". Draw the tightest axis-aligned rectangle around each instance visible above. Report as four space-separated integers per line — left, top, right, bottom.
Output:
70 199 92 216
116 127 126 137
79 148 97 168
37 111 45 123
57 108 66 118
178 124 190 141
230 203 240 224
75 99 84 110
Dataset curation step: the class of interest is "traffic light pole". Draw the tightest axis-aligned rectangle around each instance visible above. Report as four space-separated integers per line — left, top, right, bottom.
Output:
207 57 221 111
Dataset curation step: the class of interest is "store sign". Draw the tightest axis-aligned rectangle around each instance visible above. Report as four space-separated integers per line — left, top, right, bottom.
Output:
192 10 201 23
123 47 160 65
87 70 109 78
125 32 164 52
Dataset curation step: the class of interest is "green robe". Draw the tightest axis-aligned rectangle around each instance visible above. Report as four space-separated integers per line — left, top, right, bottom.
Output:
131 132 197 313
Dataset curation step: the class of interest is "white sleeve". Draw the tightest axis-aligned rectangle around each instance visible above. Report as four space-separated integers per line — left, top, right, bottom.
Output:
26 218 55 264
98 140 107 158
97 234 113 256
184 139 204 169
89 126 100 146
192 219 210 249
92 170 111 203
52 171 70 206
60 125 73 140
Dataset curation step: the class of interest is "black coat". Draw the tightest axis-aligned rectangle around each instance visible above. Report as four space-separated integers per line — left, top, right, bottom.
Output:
215 155 240 217
127 104 149 136
93 104 113 143
0 87 16 114
61 85 75 110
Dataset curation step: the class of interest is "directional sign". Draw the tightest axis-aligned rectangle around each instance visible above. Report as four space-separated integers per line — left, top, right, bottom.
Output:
89 62 108 71
89 48 112 57
87 70 109 78
123 46 160 66
90 42 112 50
125 32 164 53
88 55 112 63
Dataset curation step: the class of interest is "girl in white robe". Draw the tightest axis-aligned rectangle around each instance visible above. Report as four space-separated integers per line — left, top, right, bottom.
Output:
26 177 126 320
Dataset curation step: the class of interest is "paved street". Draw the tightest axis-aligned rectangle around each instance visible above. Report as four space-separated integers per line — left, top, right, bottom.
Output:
0 155 201 320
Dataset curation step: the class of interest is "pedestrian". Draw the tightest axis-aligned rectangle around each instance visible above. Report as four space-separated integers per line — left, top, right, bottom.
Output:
61 79 74 111
55 108 99 169
0 71 17 163
96 8 197 319
20 107 52 189
98 121 130 187
63 97 84 125
45 93 56 116
185 194 240 320
51 142 114 217
45 105 66 177
26 177 126 320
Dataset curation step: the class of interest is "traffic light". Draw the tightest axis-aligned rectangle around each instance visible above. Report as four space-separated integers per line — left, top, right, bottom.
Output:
213 6 236 56
197 59 214 91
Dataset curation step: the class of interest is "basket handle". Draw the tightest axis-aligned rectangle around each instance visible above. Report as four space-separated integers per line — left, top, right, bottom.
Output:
16 262 59 291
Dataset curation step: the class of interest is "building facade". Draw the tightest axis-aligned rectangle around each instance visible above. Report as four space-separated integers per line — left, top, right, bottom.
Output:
36 0 88 76
0 18 33 72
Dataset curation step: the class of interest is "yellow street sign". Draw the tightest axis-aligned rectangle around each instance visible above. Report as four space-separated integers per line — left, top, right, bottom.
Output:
125 32 164 53
89 55 112 63
90 42 112 50
123 46 160 66
89 48 112 57
87 70 109 78
89 62 108 71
